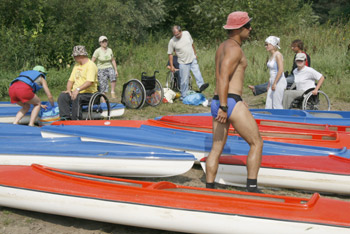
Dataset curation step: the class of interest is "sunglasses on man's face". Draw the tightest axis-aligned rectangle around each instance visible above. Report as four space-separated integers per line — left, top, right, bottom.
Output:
242 22 251 29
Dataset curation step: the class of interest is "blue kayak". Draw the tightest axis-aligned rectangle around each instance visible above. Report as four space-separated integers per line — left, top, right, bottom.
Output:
250 109 350 126
0 124 195 177
41 124 350 159
0 122 42 136
250 109 350 118
0 102 125 124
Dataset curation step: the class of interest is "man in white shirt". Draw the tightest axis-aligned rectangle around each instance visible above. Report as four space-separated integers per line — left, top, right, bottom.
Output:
167 26 209 99
293 53 325 95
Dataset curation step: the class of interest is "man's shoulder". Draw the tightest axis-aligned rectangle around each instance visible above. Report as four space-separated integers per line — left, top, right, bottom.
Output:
87 59 98 69
220 40 242 54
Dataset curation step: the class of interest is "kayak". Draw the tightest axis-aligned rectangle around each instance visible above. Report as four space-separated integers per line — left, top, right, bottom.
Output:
158 115 350 133
200 155 350 195
0 102 125 124
148 119 350 149
157 111 350 127
0 136 195 177
0 123 195 177
250 110 350 126
0 164 349 233
250 109 350 118
51 119 350 149
41 125 350 160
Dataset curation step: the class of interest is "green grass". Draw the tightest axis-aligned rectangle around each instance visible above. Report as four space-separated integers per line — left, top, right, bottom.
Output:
1 23 350 118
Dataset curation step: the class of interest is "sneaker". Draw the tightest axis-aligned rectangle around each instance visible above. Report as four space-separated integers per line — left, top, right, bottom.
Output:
111 92 116 99
199 83 209 92
246 187 264 194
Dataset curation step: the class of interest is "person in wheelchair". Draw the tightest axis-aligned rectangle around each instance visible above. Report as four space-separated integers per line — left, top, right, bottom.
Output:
284 53 325 109
249 39 311 95
58 45 98 120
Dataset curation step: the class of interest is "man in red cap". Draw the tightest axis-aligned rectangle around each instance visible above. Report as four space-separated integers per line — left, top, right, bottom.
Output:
205 11 263 193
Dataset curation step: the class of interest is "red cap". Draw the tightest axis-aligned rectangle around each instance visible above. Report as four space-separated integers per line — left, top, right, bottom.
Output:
223 11 252 30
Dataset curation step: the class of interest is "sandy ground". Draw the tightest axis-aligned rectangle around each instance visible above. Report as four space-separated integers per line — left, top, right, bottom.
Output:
1 95 350 234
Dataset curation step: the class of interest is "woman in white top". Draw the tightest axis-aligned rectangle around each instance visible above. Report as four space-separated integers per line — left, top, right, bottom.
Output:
264 36 287 109
92 36 118 98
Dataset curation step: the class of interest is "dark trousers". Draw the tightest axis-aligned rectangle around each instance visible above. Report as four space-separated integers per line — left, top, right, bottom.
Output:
58 92 93 120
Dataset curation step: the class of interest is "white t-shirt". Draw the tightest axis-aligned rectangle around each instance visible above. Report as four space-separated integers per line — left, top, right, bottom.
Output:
167 31 196 64
293 66 323 92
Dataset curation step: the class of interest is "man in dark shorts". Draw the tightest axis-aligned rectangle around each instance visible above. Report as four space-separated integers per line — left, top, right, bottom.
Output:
206 11 263 193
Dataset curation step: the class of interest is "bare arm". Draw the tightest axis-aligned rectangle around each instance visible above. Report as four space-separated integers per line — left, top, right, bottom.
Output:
112 57 118 76
91 57 96 63
312 76 325 95
66 80 74 92
272 52 284 91
71 81 94 100
168 54 175 72
40 77 54 107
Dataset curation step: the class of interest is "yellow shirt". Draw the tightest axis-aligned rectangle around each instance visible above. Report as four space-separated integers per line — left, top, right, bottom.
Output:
69 59 98 93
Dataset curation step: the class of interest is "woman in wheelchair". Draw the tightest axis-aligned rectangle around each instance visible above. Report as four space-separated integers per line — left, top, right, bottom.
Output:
284 53 325 109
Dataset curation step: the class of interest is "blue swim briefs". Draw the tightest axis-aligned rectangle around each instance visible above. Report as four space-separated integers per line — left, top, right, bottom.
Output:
211 93 242 118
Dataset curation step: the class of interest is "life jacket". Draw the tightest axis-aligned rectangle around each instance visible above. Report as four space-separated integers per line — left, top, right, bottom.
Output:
10 70 46 93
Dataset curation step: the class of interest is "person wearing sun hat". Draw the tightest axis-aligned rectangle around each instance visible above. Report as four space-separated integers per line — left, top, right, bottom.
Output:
264 35 287 109
205 11 263 193
57 45 98 120
8 65 54 126
92 35 119 99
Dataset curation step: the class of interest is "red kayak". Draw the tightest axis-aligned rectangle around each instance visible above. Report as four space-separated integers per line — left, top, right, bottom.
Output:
200 155 350 195
52 119 350 149
160 115 350 132
0 164 349 233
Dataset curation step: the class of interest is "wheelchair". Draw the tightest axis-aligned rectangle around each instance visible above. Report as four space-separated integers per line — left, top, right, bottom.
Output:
78 92 111 120
121 71 164 109
165 69 192 92
283 87 331 110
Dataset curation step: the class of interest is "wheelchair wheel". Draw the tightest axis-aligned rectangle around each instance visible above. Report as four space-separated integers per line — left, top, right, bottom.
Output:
86 92 111 120
302 90 331 111
145 79 164 106
165 71 180 92
122 79 146 109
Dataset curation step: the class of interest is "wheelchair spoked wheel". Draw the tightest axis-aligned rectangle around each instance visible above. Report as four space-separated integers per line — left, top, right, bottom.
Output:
166 71 180 92
122 79 146 109
145 79 164 106
302 90 331 111
165 71 172 89
86 92 111 120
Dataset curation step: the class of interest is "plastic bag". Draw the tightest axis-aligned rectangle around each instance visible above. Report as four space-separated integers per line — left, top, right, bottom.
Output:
182 93 206 106
163 88 176 103
38 102 60 126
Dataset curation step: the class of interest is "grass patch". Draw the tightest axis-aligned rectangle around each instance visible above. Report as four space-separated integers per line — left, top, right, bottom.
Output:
1 23 349 115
